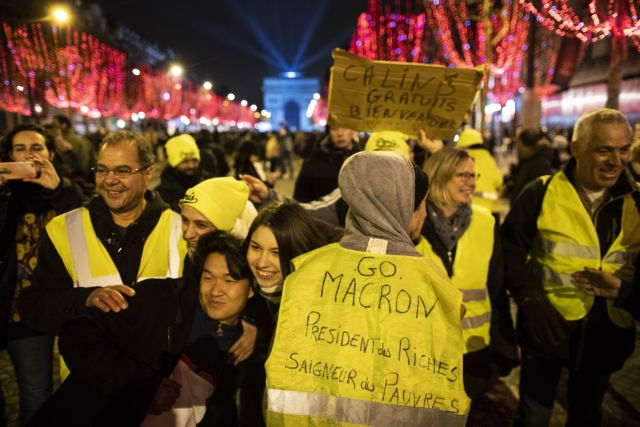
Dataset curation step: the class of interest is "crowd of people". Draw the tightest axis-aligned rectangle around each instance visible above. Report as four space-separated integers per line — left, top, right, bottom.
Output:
0 108 638 427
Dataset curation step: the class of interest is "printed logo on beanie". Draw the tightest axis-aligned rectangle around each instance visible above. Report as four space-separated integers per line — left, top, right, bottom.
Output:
179 192 198 204
179 150 198 161
374 137 400 150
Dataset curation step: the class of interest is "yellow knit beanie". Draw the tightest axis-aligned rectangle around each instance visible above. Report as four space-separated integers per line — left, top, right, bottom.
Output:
456 128 483 148
179 177 249 231
166 134 201 167
365 131 410 158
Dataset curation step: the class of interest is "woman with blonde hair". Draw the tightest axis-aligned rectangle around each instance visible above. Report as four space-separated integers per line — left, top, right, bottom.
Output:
417 148 517 410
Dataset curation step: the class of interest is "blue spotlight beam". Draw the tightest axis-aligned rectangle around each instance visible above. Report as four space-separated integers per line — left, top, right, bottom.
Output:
227 0 290 70
174 7 284 70
290 1 329 70
297 29 354 70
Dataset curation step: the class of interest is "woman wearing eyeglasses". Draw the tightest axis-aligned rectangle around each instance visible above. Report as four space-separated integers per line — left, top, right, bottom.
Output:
416 148 517 415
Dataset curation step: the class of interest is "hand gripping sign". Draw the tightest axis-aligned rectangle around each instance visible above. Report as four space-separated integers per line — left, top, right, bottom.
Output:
327 49 484 140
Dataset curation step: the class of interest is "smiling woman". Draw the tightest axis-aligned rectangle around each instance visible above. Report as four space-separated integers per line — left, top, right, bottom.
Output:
245 203 328 303
417 147 518 401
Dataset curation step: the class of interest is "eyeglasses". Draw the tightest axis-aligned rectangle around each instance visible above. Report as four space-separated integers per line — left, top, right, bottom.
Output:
91 165 150 178
456 172 480 181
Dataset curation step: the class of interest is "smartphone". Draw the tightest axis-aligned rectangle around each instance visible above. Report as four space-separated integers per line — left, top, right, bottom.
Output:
0 161 41 180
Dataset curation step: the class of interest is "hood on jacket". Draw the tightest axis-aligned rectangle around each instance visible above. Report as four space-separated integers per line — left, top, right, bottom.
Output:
338 151 420 256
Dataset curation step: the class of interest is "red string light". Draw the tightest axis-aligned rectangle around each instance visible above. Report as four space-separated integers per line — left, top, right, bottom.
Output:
350 12 428 62
0 21 255 125
520 0 640 51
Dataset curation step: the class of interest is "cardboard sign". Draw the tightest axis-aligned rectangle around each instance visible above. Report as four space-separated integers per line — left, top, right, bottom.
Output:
328 49 484 139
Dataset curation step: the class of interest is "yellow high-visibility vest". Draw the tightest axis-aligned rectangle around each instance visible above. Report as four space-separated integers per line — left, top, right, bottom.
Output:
464 149 503 213
416 204 494 353
46 207 186 287
535 172 640 328
46 206 187 380
266 243 470 426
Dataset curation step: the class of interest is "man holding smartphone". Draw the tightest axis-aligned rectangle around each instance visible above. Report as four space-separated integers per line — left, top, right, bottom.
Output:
0 124 85 424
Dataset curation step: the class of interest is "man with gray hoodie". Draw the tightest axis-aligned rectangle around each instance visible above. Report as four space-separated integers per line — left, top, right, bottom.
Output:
264 151 469 426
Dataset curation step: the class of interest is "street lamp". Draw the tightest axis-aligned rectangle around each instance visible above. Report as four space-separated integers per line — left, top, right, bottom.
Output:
169 64 183 77
227 93 235 101
203 81 212 90
50 5 71 24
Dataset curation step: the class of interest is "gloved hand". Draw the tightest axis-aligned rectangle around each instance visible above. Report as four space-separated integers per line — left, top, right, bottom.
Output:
519 295 568 347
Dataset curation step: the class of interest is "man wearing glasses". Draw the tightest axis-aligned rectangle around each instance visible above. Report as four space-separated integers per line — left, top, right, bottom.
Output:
20 130 186 338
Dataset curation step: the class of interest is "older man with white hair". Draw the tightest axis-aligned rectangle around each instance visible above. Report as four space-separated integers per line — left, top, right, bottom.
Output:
502 108 639 427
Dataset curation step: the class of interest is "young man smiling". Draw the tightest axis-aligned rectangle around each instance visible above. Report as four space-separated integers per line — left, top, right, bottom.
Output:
30 232 255 426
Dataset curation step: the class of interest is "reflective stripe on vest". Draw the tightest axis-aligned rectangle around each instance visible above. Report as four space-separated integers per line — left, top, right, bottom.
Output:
267 388 467 427
416 204 494 353
266 243 470 426
461 288 488 302
47 207 185 287
535 172 640 326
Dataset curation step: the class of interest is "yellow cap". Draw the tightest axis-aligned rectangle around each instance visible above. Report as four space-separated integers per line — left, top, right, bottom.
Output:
166 134 200 167
456 128 483 148
179 177 249 231
364 131 410 158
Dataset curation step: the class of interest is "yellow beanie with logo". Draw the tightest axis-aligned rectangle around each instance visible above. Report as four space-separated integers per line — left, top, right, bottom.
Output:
365 131 410 158
166 134 201 167
179 177 249 231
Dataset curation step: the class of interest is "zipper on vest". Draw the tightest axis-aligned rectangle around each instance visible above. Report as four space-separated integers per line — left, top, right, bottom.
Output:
593 194 625 256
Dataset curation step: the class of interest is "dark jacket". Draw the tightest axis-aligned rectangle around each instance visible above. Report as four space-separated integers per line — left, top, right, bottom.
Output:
0 179 84 347
204 144 230 178
234 160 269 188
501 159 639 372
18 191 170 335
155 166 210 212
293 137 360 203
30 277 194 427
509 150 553 202
29 258 243 427
421 211 517 397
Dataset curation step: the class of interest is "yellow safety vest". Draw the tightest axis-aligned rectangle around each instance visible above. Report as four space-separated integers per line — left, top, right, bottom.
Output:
46 207 186 287
266 243 470 426
416 204 494 353
535 172 640 328
46 207 187 380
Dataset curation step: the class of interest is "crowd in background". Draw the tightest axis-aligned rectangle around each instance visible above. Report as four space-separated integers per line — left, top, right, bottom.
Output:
0 110 639 427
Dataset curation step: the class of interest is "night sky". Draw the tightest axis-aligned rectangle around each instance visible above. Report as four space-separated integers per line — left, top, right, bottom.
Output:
95 0 368 108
